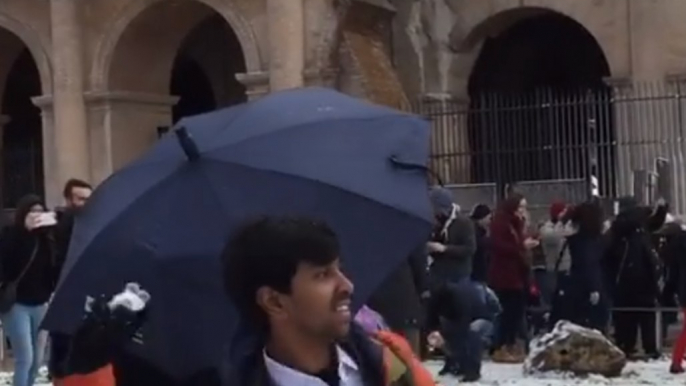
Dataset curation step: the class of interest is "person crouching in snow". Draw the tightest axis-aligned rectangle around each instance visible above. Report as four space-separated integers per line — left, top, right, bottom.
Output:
221 216 437 386
425 279 499 382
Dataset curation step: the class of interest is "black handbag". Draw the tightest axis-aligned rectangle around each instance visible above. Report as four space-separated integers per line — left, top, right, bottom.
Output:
0 244 39 313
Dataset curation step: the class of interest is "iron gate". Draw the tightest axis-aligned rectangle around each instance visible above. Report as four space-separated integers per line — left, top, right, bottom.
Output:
414 81 686 214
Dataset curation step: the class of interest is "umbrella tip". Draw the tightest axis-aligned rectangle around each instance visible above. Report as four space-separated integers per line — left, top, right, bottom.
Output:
174 126 200 161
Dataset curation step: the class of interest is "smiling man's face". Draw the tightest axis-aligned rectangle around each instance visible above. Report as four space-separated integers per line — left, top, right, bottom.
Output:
279 258 354 340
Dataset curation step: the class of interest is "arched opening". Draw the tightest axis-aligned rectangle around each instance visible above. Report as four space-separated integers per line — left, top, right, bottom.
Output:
101 0 248 171
0 37 43 208
170 13 246 123
466 11 614 196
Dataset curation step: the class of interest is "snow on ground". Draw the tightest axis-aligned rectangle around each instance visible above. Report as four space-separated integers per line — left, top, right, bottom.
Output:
0 360 681 385
425 359 686 385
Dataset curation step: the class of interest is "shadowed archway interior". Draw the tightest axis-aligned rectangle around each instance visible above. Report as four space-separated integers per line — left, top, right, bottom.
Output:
171 13 246 124
467 11 614 194
2 47 43 208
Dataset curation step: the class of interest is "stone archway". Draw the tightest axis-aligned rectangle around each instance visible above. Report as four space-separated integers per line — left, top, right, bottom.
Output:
87 0 257 183
448 5 621 88
0 17 52 207
90 0 260 91
461 8 614 195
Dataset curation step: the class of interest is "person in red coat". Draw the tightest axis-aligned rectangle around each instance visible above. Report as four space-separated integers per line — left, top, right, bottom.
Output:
487 193 539 363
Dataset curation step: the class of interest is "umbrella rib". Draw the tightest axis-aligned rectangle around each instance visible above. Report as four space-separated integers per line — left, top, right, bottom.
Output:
199 158 429 224
65 165 184 269
203 114 423 154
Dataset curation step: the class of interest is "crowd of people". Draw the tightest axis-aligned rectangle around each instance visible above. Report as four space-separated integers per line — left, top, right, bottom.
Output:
3 177 686 386
364 184 686 382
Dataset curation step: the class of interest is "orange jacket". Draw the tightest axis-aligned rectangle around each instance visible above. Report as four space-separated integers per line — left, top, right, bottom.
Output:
52 364 115 386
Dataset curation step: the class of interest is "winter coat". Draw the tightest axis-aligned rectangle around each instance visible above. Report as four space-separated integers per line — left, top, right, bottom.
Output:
471 223 489 283
425 279 499 332
539 220 573 272
488 212 527 291
603 207 662 305
50 294 220 386
224 323 436 386
0 225 60 305
429 210 476 285
368 246 427 331
656 223 686 306
566 232 604 295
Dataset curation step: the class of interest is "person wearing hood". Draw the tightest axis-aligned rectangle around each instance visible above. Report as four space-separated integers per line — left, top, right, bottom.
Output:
487 193 539 363
603 196 667 359
0 194 62 386
427 187 476 285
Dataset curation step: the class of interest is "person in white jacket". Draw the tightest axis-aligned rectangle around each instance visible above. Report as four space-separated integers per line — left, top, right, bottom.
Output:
538 202 574 308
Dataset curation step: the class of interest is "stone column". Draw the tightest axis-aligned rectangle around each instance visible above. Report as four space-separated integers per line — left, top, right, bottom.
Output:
267 0 304 90
84 91 179 184
50 0 90 188
236 71 270 100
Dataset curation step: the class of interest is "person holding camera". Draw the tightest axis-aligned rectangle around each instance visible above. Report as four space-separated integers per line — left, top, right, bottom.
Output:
0 194 62 386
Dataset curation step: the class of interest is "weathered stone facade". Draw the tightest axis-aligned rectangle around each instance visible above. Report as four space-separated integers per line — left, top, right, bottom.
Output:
0 0 682 206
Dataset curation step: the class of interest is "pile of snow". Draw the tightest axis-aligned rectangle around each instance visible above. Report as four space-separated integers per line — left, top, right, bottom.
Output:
523 320 624 375
425 359 684 385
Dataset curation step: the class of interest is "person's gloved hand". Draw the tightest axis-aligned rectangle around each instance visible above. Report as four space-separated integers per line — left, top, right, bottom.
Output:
589 292 600 305
67 284 150 375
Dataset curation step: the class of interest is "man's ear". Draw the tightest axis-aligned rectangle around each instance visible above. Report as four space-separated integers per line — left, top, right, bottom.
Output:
256 286 288 319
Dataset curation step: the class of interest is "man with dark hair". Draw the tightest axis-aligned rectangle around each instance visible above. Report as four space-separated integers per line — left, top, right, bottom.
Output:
62 178 93 210
50 178 94 384
221 216 436 386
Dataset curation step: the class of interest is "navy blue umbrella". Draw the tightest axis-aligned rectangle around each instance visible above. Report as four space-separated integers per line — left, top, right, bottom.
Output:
43 87 432 379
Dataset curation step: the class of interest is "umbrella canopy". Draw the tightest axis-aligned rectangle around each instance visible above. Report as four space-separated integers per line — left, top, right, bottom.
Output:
44 87 432 380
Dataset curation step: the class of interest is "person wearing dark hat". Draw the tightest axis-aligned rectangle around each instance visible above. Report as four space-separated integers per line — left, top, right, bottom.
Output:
470 204 492 284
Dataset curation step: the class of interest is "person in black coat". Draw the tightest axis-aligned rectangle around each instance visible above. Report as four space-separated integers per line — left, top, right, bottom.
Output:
549 201 607 331
469 205 491 284
603 197 667 358
368 245 428 355
0 194 62 386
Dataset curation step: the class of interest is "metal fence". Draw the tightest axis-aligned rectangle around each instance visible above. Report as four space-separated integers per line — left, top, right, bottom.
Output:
414 81 686 215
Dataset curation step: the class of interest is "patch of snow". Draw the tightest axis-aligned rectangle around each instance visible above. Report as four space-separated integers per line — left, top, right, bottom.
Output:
426 359 685 385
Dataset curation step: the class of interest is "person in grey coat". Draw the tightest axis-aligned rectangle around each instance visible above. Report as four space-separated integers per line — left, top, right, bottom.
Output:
427 187 477 285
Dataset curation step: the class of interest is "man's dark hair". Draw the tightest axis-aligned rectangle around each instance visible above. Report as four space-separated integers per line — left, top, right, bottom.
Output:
221 216 340 328
63 178 92 199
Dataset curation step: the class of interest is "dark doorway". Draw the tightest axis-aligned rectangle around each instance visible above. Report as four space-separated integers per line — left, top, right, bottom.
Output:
170 14 247 124
2 48 43 208
467 12 614 195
